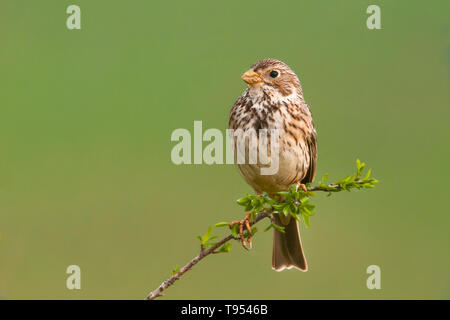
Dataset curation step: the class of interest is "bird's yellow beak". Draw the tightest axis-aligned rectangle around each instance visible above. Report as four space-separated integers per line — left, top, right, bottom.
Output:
241 70 262 84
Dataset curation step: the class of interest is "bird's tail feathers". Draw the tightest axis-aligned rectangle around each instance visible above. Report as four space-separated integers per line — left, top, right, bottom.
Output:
272 214 308 272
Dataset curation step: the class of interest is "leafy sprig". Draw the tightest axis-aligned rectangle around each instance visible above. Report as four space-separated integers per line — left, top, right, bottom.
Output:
196 159 378 253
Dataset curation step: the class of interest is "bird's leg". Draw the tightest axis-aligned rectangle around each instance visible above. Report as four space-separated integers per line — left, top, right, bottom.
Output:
296 181 308 192
244 212 253 249
229 212 253 250
229 220 246 249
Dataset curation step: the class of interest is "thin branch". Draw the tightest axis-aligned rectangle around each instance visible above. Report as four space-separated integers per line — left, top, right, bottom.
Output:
309 180 370 192
144 161 377 300
145 209 272 300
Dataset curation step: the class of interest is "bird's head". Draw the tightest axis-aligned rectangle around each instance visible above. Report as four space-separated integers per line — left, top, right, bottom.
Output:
241 59 302 99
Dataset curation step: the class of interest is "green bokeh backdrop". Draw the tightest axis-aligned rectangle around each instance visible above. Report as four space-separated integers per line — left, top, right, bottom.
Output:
1 1 449 299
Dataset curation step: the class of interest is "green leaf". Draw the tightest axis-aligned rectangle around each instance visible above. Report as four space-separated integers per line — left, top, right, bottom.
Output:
278 191 290 197
236 197 250 206
302 207 314 216
214 222 229 227
203 241 217 247
302 213 311 227
218 243 232 253
282 205 290 216
171 266 180 276
363 168 372 180
253 203 264 214
231 224 240 238
272 223 285 233
201 226 213 244
289 203 296 213
272 204 285 211
290 211 300 220
304 205 316 214
356 158 366 177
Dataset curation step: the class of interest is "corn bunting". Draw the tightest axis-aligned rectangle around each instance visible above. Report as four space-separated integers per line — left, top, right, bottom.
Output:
229 59 317 271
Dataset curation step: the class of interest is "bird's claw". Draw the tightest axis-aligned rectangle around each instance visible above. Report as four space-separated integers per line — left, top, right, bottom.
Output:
229 213 253 250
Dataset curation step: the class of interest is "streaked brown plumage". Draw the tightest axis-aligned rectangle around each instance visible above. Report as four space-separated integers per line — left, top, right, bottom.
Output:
229 59 317 271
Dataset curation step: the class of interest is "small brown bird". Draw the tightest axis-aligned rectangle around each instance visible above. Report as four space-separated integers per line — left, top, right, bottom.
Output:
229 59 317 271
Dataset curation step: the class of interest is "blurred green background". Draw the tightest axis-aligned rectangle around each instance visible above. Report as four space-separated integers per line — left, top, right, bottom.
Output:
1 0 449 299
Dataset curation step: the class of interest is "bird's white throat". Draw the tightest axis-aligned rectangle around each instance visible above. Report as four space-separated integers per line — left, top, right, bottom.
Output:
248 84 298 105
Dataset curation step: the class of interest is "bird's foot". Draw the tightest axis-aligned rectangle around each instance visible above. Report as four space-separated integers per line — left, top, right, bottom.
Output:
229 212 253 250
296 182 308 192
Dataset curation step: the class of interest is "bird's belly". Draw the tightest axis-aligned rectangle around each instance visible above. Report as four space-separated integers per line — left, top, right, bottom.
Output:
236 141 308 195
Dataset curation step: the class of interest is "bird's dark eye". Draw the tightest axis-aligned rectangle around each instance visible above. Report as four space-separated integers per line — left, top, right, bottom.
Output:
269 70 279 78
